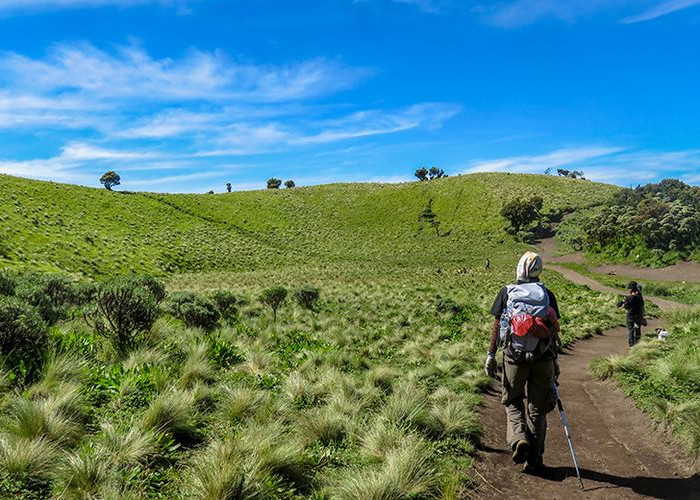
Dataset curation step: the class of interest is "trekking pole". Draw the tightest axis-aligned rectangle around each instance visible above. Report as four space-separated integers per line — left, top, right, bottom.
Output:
553 382 584 489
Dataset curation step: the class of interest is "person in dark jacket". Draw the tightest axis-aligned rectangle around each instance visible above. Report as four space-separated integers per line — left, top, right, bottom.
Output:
617 281 645 347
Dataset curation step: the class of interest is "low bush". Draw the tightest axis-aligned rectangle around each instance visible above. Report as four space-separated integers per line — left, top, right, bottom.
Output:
84 276 159 356
293 286 320 312
15 284 59 326
210 290 239 320
165 292 220 330
0 296 48 378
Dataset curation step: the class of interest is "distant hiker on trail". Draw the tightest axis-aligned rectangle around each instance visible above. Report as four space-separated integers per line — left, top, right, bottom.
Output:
617 281 645 347
484 251 561 474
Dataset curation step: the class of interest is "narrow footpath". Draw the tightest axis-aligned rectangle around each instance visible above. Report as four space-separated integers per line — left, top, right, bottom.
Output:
471 239 700 499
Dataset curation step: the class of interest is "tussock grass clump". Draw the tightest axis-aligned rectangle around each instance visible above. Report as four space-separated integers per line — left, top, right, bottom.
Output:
0 435 57 494
184 440 258 499
590 354 641 380
668 400 700 455
180 342 215 388
326 438 440 499
6 390 85 445
220 386 270 423
141 388 201 445
96 421 157 467
236 422 313 491
423 399 482 441
381 381 428 430
360 422 411 462
123 347 168 371
53 443 108 499
300 406 352 446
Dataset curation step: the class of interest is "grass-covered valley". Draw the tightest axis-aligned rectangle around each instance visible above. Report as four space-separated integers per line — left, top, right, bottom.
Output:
1 172 687 498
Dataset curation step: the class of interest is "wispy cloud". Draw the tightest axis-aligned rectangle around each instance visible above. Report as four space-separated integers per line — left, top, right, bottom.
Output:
622 0 700 23
463 146 624 174
461 146 700 186
0 42 460 191
0 43 368 104
0 0 194 15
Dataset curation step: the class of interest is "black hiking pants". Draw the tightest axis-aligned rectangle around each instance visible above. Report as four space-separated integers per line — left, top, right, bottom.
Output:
627 321 641 347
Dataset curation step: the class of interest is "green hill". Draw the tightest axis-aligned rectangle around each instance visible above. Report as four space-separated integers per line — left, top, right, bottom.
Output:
0 173 618 277
0 172 626 498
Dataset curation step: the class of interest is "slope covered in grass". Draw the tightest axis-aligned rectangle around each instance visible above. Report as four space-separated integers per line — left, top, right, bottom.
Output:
0 173 618 277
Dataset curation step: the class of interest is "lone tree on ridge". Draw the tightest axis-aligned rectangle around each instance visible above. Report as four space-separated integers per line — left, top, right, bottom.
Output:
267 178 282 189
100 171 121 191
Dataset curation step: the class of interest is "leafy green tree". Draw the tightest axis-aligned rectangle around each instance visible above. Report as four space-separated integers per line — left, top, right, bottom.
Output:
556 169 569 177
226 183 232 193
284 180 296 189
293 286 320 312
267 178 282 189
415 167 429 181
259 286 288 322
500 196 544 234
428 166 447 179
100 171 121 191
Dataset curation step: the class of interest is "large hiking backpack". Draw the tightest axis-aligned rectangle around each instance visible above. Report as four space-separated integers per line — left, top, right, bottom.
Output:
499 282 560 354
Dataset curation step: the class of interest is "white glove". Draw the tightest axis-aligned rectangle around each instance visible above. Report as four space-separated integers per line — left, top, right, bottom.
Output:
485 354 497 378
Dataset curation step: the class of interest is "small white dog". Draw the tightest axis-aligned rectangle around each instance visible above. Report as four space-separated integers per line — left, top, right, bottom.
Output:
655 328 669 340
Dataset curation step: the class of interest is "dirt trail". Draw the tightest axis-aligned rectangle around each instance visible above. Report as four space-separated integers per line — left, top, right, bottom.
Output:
472 239 700 499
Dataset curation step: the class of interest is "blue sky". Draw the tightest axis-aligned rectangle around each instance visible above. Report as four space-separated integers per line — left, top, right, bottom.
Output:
0 0 699 192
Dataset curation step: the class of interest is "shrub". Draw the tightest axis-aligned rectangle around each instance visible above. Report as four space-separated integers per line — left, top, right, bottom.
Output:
210 290 239 320
84 276 158 356
15 284 59 326
500 196 543 234
165 292 220 330
0 270 17 296
39 274 79 307
74 281 98 305
0 296 48 377
131 275 167 304
266 178 282 189
259 286 288 322
293 286 320 312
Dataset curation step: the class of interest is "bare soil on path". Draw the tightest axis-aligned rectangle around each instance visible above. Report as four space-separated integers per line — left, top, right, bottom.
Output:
471 238 700 499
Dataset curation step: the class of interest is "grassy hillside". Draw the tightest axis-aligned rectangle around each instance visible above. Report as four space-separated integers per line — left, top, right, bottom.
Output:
0 173 618 277
0 173 626 498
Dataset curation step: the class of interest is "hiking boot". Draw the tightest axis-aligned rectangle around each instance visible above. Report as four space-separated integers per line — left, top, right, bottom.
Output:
523 457 546 475
512 440 529 464
523 461 546 475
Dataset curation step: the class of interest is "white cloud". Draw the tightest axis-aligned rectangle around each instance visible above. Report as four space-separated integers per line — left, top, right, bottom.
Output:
622 0 700 23
0 0 193 15
461 146 700 186
463 146 624 174
292 103 461 145
477 1 700 28
0 43 367 104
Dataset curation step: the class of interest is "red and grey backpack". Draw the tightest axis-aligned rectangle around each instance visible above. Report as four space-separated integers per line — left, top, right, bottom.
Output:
499 282 560 354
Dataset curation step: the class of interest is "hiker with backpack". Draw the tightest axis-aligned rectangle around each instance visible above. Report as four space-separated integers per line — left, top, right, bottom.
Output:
484 252 561 474
617 281 645 347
